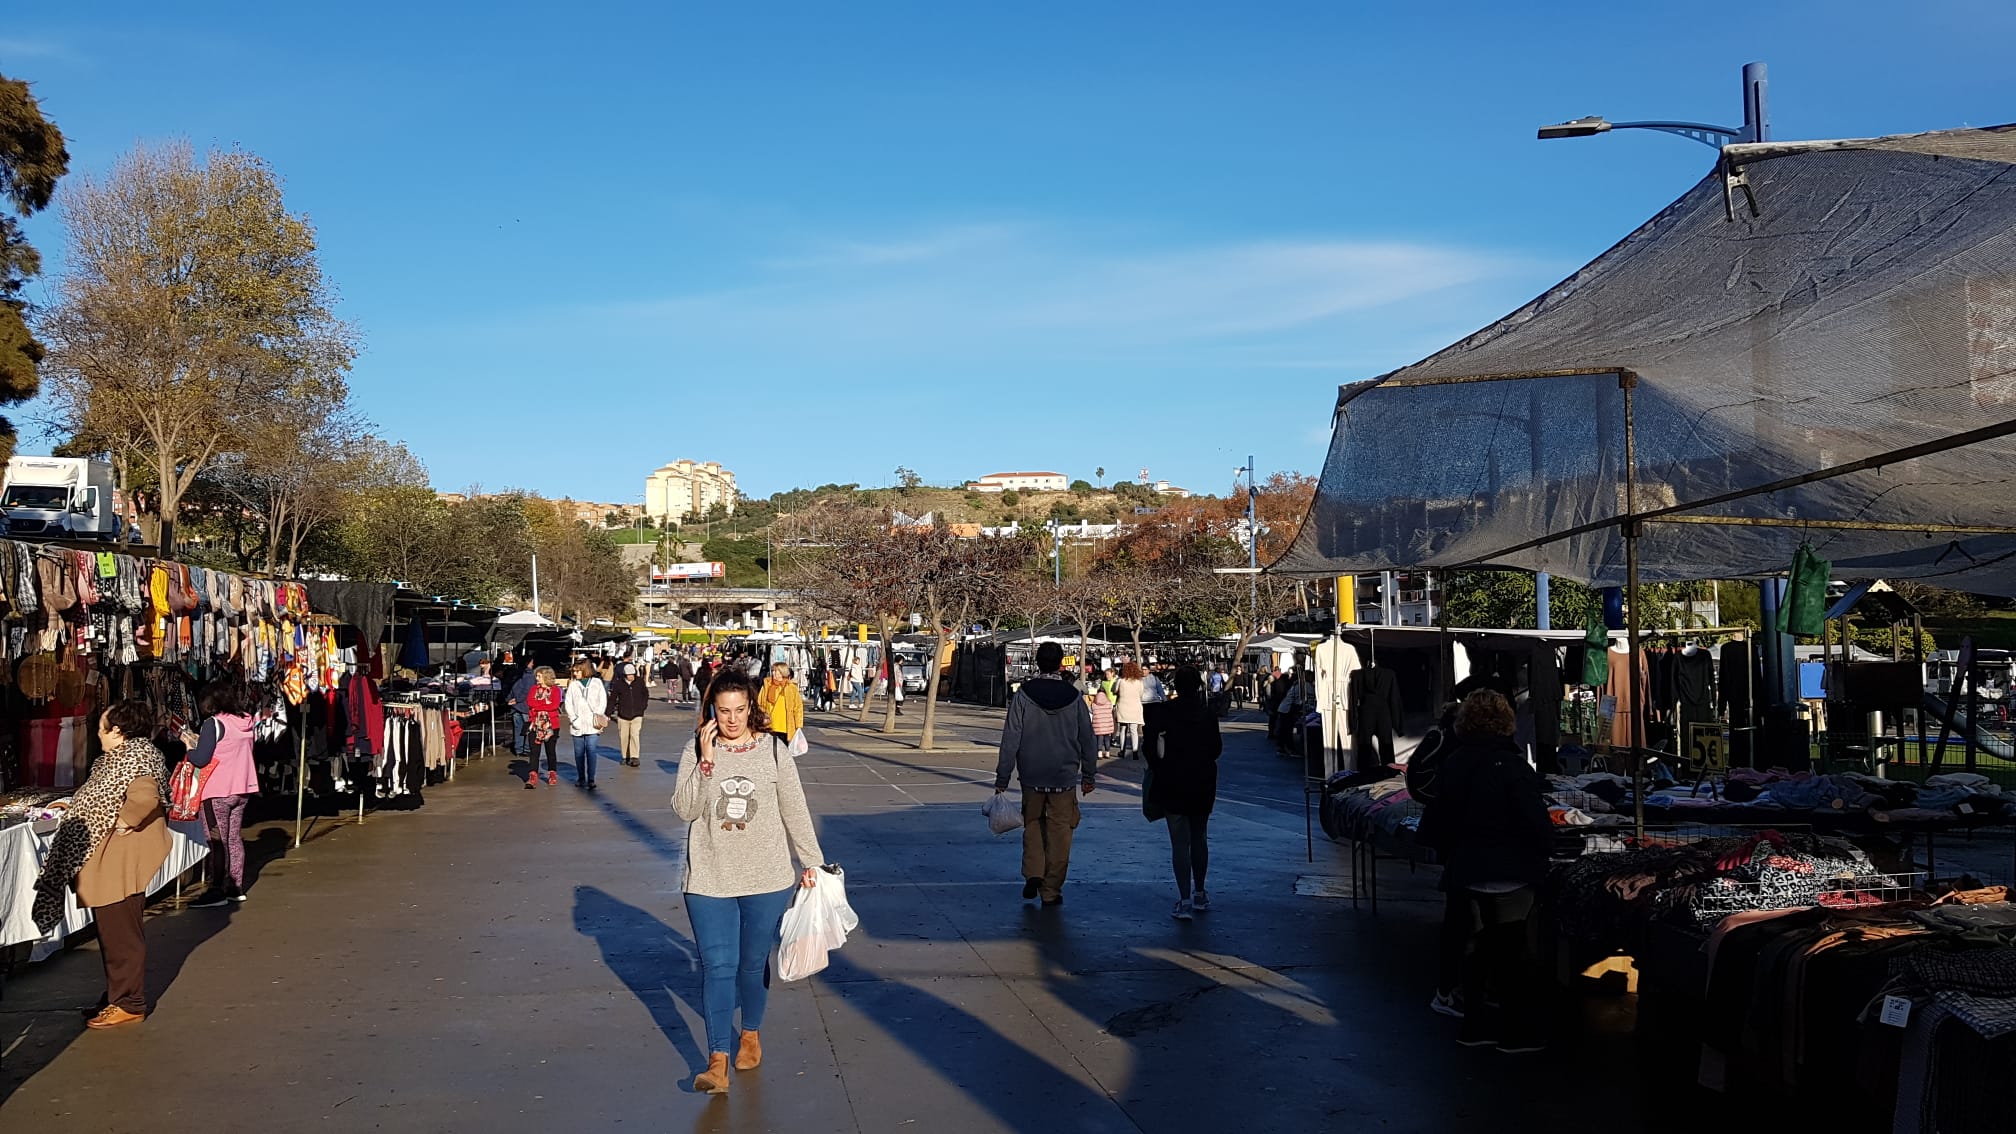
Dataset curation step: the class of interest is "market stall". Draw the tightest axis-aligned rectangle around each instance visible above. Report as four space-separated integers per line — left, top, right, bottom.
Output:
0 814 209 961
0 536 345 958
1277 126 2016 818
1277 123 2016 1124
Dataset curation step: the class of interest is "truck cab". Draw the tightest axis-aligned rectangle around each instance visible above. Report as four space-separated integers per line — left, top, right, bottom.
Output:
1 456 121 541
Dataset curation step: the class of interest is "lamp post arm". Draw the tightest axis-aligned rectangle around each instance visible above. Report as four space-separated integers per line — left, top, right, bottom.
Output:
1606 121 1743 149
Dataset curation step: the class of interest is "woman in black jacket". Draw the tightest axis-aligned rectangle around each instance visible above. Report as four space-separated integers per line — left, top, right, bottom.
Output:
1415 689 1553 1052
1144 666 1223 921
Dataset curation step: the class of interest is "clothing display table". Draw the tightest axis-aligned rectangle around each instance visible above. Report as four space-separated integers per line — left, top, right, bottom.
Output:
0 818 209 961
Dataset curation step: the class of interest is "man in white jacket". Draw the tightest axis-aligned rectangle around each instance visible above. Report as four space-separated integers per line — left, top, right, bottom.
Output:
563 659 609 790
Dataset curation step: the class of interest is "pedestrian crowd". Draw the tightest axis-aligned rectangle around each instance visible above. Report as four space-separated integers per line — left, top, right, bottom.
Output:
50 626 1520 1098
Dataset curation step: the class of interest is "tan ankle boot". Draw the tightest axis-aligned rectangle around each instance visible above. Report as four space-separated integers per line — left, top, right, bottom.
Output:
694 1052 731 1094
735 1030 762 1070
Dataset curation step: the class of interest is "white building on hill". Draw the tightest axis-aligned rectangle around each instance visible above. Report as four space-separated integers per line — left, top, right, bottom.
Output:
646 459 737 522
968 471 1068 493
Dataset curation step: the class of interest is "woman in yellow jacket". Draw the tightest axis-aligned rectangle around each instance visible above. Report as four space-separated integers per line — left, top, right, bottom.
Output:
757 662 805 748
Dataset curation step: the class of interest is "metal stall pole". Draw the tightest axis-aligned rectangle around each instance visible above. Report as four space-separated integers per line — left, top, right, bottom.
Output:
292 726 308 848
1621 371 1647 840
442 606 456 782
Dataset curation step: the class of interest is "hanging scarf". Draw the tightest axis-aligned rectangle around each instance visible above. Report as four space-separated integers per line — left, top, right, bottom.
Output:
32 737 170 932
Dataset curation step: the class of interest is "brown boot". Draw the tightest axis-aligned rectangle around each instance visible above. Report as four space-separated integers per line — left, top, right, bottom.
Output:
735 1030 762 1071
693 1052 731 1094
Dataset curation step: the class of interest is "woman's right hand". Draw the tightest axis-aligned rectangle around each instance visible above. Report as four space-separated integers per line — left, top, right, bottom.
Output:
697 719 718 775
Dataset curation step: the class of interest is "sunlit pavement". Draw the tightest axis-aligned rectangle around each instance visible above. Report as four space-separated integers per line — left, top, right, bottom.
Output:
1 697 1653 1133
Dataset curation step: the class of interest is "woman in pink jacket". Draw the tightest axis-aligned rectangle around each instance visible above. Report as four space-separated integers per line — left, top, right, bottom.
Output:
187 680 261 906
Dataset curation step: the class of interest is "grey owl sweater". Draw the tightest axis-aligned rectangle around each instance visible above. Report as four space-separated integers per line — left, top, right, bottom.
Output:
671 731 826 898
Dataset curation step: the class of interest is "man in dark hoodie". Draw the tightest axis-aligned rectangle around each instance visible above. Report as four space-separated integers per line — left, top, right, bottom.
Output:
995 642 1098 906
508 663 539 757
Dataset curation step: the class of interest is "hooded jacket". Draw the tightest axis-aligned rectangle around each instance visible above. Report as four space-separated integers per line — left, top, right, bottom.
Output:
1414 734 1553 889
611 673 650 719
509 670 537 714
995 674 1097 792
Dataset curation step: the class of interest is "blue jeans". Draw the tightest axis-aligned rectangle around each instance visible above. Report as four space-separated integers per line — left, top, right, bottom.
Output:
512 711 529 755
572 733 598 784
685 886 797 1055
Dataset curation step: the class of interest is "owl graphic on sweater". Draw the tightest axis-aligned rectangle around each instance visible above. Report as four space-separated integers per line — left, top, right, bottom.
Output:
716 777 758 830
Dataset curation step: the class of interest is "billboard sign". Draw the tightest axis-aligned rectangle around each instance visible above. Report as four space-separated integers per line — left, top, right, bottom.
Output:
653 562 726 581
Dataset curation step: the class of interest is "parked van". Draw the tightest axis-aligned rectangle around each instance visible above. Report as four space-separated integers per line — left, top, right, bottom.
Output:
1 456 121 541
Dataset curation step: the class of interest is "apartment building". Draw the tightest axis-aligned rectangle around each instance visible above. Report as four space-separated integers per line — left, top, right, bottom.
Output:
646 459 738 523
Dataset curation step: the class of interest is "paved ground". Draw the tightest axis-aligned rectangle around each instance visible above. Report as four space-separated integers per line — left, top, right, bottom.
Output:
1 695 1663 1133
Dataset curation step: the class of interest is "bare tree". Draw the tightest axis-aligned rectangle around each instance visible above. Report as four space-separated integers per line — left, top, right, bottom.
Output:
785 506 919 732
209 406 408 577
1055 572 1119 681
999 564 1056 642
40 141 353 551
913 533 1026 749
1106 559 1176 661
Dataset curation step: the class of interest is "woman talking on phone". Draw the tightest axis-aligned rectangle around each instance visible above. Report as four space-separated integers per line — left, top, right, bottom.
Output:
671 668 825 1095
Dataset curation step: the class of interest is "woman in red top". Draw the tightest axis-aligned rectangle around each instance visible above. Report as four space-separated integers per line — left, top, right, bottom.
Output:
525 666 564 788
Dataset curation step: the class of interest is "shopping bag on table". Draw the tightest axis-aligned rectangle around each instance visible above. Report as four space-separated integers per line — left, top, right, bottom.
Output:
777 865 859 982
982 791 1023 835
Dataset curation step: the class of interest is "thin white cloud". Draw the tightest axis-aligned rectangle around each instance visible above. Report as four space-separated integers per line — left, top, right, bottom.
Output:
759 223 1028 269
574 223 1529 365
0 37 74 61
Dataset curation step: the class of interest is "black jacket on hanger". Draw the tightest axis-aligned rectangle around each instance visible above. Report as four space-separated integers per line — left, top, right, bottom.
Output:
1349 665 1404 766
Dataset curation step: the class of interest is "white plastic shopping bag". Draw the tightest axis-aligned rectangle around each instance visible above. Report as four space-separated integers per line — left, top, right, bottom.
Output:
777 865 860 982
983 791 1023 836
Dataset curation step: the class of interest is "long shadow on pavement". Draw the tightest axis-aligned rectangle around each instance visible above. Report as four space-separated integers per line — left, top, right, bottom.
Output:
585 757 1134 1129
0 901 232 1104
571 886 709 1084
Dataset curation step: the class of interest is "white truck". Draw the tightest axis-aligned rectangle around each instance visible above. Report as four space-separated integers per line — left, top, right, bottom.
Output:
1 456 122 541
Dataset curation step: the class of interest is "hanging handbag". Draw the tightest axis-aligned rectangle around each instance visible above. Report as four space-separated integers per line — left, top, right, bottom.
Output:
167 756 211 821
1141 761 1164 822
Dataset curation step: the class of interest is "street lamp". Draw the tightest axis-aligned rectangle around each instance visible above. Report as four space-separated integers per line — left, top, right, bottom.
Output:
1531 62 1771 632
1237 457 1257 631
1537 61 1769 148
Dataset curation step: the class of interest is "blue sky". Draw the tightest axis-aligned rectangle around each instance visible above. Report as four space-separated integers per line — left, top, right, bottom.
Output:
7 1 2014 502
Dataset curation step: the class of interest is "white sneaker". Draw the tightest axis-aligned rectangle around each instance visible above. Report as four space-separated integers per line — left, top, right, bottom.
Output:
1172 899 1194 921
1191 890 1210 911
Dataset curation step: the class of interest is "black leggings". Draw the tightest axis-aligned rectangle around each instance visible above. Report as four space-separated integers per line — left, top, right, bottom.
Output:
533 733 559 774
1167 813 1210 897
1439 885 1540 1040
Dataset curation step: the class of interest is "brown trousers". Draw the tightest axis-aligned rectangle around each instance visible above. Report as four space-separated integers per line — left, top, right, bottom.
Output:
1021 790 1081 901
94 892 148 1015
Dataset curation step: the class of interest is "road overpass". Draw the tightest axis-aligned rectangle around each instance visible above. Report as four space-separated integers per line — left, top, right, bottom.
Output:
636 585 804 631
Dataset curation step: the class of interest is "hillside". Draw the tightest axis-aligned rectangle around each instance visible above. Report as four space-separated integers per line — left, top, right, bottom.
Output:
772 482 1201 526
651 481 1215 587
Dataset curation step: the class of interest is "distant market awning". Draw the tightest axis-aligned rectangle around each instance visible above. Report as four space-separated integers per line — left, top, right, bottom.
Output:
491 608 560 650
1275 125 2016 595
